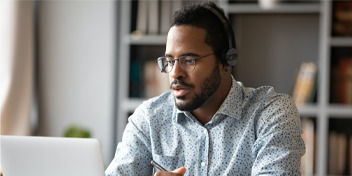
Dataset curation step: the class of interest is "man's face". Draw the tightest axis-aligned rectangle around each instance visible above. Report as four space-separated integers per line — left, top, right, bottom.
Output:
166 25 222 111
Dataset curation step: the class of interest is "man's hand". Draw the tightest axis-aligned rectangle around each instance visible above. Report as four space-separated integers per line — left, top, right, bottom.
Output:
154 167 187 176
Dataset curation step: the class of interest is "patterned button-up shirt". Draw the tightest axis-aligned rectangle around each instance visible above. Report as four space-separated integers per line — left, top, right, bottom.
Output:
106 77 305 175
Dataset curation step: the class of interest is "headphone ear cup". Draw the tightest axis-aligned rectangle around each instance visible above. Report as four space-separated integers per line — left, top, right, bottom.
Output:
223 48 238 66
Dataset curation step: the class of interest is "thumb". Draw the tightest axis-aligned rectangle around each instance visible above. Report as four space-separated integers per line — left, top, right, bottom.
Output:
171 167 187 175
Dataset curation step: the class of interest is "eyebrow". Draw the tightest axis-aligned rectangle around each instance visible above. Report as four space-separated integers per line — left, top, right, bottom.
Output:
165 52 201 58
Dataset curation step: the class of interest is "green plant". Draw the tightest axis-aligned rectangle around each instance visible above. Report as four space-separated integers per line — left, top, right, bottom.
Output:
64 125 91 138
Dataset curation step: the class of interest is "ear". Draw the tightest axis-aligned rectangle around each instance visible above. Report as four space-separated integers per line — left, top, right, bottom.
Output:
222 65 231 73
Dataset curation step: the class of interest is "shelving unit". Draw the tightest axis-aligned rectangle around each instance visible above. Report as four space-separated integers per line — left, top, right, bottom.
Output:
116 1 352 175
331 37 352 46
225 3 320 13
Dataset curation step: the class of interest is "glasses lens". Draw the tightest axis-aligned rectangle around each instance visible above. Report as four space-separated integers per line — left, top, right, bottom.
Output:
179 56 196 72
157 56 196 73
157 57 167 73
157 57 173 73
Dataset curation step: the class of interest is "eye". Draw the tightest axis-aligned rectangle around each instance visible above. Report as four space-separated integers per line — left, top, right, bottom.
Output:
165 58 174 65
183 56 195 65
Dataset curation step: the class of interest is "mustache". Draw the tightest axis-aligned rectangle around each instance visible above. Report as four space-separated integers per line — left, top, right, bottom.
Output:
170 79 194 89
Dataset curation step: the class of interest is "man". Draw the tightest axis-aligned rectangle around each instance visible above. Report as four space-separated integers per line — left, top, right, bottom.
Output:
106 1 305 176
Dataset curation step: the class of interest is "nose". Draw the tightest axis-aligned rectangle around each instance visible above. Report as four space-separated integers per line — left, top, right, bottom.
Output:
170 60 186 79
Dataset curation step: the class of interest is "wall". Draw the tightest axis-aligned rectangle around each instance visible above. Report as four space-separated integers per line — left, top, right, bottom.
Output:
232 14 319 95
37 1 116 165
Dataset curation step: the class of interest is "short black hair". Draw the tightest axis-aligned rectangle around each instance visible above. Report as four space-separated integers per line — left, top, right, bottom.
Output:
170 1 236 63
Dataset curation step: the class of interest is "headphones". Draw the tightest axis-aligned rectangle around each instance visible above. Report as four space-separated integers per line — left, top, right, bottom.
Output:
204 6 238 66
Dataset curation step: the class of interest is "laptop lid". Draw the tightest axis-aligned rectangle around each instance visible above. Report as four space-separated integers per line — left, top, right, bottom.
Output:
1 135 105 176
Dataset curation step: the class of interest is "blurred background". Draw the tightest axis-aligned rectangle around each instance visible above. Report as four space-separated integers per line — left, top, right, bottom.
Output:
1 0 116 165
1 0 352 175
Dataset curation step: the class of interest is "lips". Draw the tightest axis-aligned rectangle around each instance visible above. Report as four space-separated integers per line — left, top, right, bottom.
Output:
172 84 191 97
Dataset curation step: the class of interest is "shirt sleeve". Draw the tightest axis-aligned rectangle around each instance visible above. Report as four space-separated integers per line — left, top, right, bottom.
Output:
105 104 153 176
251 93 305 176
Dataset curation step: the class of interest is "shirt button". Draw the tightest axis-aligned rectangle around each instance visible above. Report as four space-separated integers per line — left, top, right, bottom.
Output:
201 162 206 166
203 129 207 134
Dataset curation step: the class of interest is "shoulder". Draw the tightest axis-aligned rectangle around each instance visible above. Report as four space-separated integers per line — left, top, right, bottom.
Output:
126 92 175 135
244 86 300 133
140 91 175 112
131 92 175 122
242 85 294 107
240 85 298 124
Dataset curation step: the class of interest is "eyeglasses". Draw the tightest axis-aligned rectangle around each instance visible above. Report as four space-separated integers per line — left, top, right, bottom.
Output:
157 53 214 73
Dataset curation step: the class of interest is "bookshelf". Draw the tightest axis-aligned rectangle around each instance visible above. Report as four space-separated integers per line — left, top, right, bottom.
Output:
116 1 352 175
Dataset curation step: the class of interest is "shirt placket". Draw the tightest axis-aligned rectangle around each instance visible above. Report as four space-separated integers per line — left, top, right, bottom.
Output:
199 126 209 175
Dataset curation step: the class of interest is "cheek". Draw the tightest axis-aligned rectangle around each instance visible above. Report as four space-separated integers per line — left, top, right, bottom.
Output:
169 74 173 84
188 72 205 88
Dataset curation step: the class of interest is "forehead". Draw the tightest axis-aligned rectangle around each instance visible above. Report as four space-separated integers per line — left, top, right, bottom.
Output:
166 25 212 54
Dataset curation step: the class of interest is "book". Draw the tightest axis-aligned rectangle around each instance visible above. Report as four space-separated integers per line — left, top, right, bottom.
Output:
350 136 352 175
143 60 170 98
147 0 159 35
292 62 317 107
135 0 149 35
338 57 352 105
329 132 348 175
160 0 172 34
300 118 315 176
347 65 352 104
330 64 340 103
336 133 347 175
332 1 352 36
130 61 143 97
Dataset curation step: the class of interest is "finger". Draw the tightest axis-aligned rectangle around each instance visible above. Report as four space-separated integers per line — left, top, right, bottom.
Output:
154 167 187 176
171 167 186 175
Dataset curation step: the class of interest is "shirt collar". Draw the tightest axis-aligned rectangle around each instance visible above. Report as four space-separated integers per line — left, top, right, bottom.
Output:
216 76 243 120
174 75 244 123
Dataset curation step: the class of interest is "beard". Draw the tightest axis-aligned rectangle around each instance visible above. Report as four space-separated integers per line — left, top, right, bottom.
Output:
173 65 221 111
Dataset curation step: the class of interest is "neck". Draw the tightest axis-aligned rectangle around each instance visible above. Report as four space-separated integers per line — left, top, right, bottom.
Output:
191 74 232 125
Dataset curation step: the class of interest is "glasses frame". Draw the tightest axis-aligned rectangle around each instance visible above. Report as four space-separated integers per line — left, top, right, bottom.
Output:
157 53 214 73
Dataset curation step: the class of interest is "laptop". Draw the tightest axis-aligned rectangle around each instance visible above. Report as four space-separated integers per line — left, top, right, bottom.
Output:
1 135 105 176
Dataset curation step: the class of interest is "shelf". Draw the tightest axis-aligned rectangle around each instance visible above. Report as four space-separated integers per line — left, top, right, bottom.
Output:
298 104 319 117
298 104 352 117
327 104 352 117
227 3 320 14
124 35 167 45
330 37 352 47
116 1 352 175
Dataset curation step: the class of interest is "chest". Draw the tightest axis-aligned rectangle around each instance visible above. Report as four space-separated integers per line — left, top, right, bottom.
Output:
150 117 256 175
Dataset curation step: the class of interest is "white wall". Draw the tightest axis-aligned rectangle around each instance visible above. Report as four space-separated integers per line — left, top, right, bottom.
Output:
37 1 116 165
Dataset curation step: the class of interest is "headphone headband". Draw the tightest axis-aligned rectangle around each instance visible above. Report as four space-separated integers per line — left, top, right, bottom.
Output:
203 6 234 49
203 6 238 66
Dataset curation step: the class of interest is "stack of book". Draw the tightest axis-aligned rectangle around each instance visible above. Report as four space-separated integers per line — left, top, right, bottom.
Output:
331 57 352 105
292 62 317 107
300 118 315 176
143 60 170 98
338 57 352 105
133 0 183 36
328 132 352 175
332 1 352 36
